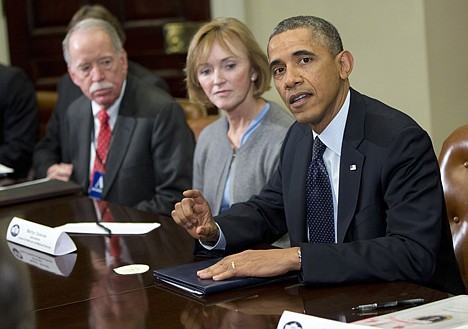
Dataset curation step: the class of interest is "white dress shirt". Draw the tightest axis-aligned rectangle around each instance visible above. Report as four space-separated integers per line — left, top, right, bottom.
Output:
89 80 126 178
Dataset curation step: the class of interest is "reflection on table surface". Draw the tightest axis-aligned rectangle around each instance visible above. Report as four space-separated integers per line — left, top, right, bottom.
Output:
0 195 451 329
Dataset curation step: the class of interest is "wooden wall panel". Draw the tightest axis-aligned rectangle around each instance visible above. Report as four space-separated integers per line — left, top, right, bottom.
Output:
4 0 211 98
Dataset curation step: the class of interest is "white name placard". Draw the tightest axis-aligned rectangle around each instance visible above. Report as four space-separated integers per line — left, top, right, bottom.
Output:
7 242 77 276
6 217 77 256
277 311 370 329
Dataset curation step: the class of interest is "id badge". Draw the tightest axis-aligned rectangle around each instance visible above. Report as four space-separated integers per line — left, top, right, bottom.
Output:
89 171 105 199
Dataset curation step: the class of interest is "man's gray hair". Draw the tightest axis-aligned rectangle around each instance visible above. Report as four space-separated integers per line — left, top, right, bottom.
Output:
62 18 123 66
269 16 343 56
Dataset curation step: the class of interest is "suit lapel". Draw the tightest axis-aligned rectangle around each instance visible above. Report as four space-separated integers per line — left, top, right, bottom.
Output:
338 140 364 242
337 89 365 242
101 81 136 197
103 115 135 195
289 125 313 243
68 100 93 190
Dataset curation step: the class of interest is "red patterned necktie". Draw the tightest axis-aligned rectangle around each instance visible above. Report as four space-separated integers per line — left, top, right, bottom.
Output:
92 109 111 176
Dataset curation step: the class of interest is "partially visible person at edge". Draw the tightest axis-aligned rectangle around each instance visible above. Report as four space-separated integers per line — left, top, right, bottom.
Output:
33 18 194 216
185 18 293 225
0 64 38 179
171 15 466 295
54 4 169 117
0 239 35 329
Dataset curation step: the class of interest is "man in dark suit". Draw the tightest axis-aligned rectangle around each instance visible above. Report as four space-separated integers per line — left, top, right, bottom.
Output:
33 18 194 216
171 16 466 295
54 4 169 115
0 64 38 179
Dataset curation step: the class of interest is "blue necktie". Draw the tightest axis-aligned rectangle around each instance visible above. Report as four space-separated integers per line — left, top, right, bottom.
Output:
306 138 335 243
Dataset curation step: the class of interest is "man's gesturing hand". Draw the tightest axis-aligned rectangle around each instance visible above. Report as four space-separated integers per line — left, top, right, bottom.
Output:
171 189 219 242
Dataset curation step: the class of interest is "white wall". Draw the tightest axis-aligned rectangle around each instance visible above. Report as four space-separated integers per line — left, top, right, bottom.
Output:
425 0 468 154
0 1 10 64
212 0 468 154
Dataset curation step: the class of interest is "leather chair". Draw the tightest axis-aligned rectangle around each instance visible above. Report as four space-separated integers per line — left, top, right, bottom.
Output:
36 90 58 138
438 124 468 289
175 97 207 119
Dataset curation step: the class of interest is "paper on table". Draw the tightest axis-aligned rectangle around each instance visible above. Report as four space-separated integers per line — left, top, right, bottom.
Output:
354 295 468 329
114 264 150 275
0 178 49 191
277 310 371 329
56 222 160 235
0 163 14 175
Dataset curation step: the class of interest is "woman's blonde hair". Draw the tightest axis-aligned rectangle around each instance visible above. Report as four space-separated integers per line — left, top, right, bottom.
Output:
185 18 271 107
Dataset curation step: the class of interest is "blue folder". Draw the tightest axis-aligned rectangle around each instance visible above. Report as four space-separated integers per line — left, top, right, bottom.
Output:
154 258 296 295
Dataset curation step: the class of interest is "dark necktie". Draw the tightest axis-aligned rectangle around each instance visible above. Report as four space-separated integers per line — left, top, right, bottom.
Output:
306 137 335 243
93 109 111 175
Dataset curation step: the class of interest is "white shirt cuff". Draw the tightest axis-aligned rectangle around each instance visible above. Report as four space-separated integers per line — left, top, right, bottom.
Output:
198 223 226 250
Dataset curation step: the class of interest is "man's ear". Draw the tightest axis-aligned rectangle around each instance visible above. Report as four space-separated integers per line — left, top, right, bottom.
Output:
120 49 129 75
67 66 80 86
337 50 354 79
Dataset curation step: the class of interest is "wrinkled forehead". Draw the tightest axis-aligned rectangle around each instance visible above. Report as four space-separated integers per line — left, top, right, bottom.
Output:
69 31 120 62
267 28 318 60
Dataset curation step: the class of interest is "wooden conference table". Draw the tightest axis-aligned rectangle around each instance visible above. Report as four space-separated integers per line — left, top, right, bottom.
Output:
0 193 451 328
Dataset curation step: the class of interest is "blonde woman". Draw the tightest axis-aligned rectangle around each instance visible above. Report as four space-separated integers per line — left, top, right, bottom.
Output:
186 18 293 216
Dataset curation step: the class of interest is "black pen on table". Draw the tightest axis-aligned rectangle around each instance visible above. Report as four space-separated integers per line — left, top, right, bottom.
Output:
352 298 425 312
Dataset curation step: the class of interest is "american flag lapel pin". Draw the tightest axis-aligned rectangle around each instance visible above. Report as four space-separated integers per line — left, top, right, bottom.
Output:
349 164 357 171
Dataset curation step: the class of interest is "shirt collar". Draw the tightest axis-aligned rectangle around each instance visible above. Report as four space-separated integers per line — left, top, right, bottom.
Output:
92 79 127 128
313 89 350 157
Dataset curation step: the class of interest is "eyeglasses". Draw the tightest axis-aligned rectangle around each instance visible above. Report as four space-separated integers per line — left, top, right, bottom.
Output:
74 57 116 79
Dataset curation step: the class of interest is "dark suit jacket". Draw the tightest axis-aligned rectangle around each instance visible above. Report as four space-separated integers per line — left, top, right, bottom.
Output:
215 88 466 295
0 64 38 178
33 74 195 216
